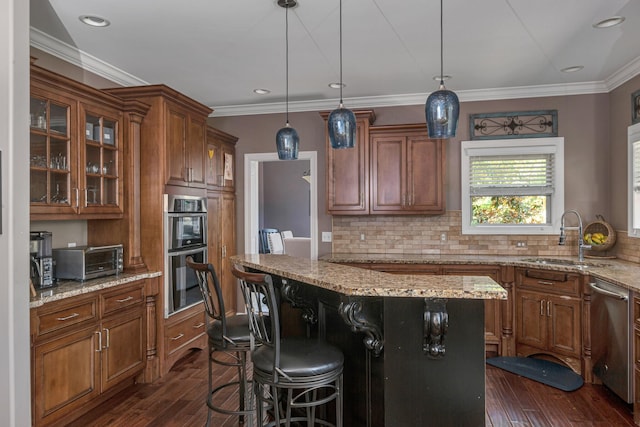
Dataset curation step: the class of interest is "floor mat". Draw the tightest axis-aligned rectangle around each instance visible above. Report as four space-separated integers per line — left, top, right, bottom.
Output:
486 356 584 392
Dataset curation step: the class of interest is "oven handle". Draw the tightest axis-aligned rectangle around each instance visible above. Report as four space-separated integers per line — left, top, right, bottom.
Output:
168 246 207 257
589 282 628 300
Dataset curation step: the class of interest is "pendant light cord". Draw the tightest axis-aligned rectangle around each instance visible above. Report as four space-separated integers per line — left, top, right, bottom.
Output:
439 0 444 86
339 0 344 104
285 2 290 124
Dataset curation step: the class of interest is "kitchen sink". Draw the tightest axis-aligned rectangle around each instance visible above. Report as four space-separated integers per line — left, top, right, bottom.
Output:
521 257 596 268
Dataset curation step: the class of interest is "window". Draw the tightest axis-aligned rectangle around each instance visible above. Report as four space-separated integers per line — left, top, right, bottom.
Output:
628 123 640 238
461 137 564 234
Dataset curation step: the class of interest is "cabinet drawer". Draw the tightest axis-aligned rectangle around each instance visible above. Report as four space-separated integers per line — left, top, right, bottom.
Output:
517 269 581 295
35 297 98 337
102 283 145 316
165 311 206 355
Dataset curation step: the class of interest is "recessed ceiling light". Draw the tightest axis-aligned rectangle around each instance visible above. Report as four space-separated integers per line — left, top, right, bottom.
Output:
79 15 110 27
593 16 625 28
432 75 452 81
253 89 271 95
561 65 584 73
328 83 346 89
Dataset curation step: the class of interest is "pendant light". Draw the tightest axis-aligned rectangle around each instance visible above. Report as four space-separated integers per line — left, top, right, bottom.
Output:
327 0 356 149
425 0 459 139
276 0 299 160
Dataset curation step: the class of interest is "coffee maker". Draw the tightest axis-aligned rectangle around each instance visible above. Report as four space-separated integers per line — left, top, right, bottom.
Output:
30 231 54 288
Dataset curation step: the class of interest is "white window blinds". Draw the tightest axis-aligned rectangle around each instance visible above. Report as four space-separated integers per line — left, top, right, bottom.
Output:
469 154 554 197
633 141 640 193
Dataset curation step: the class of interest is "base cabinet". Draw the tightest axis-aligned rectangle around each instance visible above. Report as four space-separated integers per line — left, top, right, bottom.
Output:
31 281 146 426
515 268 582 374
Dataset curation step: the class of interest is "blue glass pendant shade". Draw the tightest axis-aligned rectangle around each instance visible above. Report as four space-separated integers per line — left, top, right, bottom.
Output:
327 105 356 149
276 123 299 160
425 84 460 139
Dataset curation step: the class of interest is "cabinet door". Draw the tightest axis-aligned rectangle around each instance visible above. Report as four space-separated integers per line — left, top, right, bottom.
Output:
371 135 406 212
32 325 101 425
207 191 237 315
186 115 206 187
406 136 444 213
30 92 79 217
166 107 188 186
547 297 581 358
515 290 547 350
327 119 369 214
79 104 124 216
101 308 145 392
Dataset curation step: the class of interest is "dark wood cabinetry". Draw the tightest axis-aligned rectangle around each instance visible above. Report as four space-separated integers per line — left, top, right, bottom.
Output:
321 111 445 215
515 268 583 374
321 110 376 214
31 281 146 426
370 124 445 214
30 63 125 220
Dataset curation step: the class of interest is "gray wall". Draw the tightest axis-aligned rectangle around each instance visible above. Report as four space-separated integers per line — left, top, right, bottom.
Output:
260 160 311 237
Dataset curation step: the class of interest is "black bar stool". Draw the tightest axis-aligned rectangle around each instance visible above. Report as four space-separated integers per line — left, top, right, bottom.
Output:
186 257 254 426
231 265 344 427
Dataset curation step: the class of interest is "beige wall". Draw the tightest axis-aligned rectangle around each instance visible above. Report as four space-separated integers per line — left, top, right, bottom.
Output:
210 92 614 256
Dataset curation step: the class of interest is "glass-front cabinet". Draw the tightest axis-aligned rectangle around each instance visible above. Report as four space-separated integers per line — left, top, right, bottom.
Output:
30 69 124 219
29 94 77 216
80 106 122 215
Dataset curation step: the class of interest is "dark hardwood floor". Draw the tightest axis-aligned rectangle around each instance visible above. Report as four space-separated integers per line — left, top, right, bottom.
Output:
69 349 636 427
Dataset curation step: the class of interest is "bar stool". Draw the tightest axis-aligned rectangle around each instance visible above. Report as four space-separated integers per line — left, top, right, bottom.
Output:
186 257 254 426
231 265 344 427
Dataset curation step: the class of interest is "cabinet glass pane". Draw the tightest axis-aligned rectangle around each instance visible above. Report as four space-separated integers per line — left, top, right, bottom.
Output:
104 177 118 205
30 170 47 203
86 114 100 141
51 172 70 204
30 98 47 130
103 119 116 146
50 102 68 135
85 145 101 174
50 137 69 171
103 149 116 176
30 134 47 168
86 176 101 205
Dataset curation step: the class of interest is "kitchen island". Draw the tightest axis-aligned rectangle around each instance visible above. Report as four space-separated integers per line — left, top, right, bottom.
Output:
231 254 507 427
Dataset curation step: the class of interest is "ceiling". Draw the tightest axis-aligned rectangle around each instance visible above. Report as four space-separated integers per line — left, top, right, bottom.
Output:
30 0 640 117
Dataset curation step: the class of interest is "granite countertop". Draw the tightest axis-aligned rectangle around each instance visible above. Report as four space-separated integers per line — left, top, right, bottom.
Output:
230 254 507 300
29 271 163 309
320 253 640 293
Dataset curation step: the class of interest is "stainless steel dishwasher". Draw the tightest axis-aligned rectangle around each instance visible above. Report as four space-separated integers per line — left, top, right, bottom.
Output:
590 277 633 404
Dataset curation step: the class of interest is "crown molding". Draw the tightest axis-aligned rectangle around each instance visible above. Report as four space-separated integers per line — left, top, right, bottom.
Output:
30 27 634 118
30 27 148 87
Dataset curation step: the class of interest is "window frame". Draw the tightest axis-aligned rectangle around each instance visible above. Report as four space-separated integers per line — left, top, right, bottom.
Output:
628 123 640 238
461 137 564 235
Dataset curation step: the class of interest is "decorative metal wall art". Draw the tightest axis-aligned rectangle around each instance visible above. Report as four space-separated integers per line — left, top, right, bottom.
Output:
469 110 558 140
632 89 640 124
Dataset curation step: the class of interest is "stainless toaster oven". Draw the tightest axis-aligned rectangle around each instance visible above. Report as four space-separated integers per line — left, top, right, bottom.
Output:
53 244 123 281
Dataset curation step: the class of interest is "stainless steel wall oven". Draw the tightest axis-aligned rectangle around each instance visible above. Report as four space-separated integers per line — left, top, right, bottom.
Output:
164 194 207 317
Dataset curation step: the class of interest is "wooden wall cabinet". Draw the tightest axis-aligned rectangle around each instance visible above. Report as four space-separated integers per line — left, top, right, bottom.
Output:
206 126 237 191
515 268 583 374
166 105 207 188
370 124 445 214
321 110 376 214
320 111 445 215
30 63 125 220
31 281 146 426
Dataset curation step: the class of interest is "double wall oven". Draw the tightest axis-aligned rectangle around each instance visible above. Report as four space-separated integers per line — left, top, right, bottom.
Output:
164 194 207 317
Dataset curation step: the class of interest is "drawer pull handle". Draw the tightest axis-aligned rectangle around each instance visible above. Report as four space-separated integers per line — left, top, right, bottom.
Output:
116 296 134 303
537 280 554 286
57 312 80 321
171 333 185 341
193 322 205 329
95 331 102 352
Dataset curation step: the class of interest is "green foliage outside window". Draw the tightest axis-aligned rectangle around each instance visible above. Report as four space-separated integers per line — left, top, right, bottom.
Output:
471 196 547 225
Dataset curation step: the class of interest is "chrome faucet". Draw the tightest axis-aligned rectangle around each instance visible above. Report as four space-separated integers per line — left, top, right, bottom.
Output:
559 209 591 262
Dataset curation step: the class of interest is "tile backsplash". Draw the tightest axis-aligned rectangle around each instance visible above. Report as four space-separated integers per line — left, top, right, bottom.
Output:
332 211 639 262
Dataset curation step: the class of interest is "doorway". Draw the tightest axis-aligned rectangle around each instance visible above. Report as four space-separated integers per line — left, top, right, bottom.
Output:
243 151 318 259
